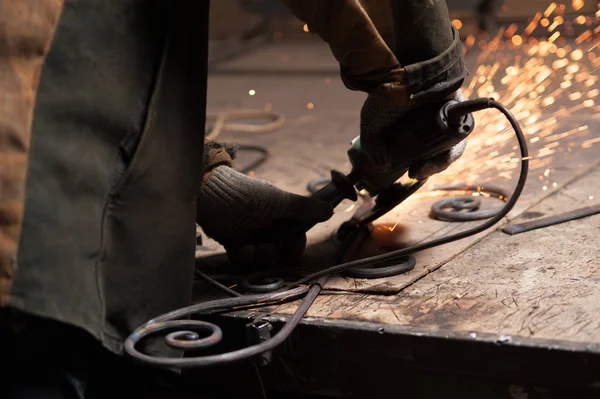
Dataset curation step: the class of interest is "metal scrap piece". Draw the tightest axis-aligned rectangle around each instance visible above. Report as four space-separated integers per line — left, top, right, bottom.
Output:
431 196 501 221
344 255 416 279
502 204 600 235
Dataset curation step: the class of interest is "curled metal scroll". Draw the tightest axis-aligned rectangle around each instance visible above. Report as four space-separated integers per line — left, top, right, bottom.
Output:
239 268 306 293
241 275 285 293
130 182 503 366
125 285 311 368
344 254 416 279
430 185 510 222
127 191 374 368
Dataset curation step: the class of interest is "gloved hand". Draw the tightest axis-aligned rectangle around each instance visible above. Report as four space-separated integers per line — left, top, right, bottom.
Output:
360 89 468 180
197 165 334 269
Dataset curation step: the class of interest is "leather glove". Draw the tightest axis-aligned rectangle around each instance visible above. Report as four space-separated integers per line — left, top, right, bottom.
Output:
360 89 468 180
197 165 334 269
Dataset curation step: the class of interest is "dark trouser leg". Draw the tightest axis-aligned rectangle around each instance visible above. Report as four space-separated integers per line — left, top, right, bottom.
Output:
7 368 87 399
1 311 89 399
83 351 182 399
1 310 183 399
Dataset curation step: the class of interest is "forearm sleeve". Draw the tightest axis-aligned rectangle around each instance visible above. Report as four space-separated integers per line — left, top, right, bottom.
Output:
281 0 465 106
281 0 408 104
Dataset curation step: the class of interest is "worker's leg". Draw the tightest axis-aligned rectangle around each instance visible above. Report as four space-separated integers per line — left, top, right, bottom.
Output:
83 351 181 399
1 310 89 399
7 368 86 399
1 309 184 398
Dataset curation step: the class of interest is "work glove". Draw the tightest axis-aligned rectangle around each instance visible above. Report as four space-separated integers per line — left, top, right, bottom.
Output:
360 89 468 180
197 165 334 269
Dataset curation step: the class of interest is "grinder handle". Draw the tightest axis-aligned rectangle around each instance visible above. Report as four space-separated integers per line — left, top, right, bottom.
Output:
309 170 357 206
274 170 358 237
288 170 358 234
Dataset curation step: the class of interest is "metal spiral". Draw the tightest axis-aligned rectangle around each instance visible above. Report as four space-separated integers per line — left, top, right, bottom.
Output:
430 185 510 222
124 285 310 367
344 254 416 279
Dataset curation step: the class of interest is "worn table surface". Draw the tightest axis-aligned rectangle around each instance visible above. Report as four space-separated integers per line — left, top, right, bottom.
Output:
244 165 600 344
197 28 600 349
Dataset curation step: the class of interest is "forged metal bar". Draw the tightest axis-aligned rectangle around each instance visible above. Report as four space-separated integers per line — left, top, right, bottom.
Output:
502 204 600 236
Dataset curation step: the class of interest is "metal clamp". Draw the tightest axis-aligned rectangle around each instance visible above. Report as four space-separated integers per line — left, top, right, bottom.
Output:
246 319 273 366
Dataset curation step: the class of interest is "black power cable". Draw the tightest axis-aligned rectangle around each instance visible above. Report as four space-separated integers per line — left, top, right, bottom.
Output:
125 99 529 368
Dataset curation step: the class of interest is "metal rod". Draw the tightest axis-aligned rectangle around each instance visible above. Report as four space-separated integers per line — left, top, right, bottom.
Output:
502 204 600 235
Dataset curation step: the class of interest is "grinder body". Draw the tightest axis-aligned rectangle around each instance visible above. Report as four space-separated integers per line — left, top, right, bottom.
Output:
348 100 474 196
310 99 475 208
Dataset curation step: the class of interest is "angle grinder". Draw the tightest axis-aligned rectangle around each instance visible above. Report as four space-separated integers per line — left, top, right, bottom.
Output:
229 98 491 266
309 98 477 228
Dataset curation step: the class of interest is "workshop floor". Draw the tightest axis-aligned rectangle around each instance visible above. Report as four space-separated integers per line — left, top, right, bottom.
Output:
198 26 600 349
